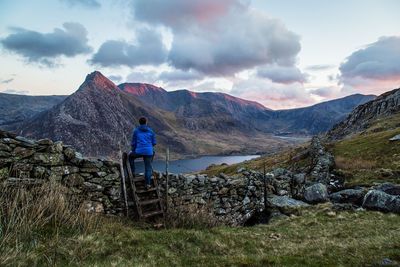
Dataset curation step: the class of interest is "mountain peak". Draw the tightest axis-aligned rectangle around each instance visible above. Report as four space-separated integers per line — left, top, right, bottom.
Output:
79 71 117 92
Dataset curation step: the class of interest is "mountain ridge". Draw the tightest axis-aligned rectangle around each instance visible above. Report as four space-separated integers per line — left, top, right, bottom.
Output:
327 87 400 140
1 71 380 158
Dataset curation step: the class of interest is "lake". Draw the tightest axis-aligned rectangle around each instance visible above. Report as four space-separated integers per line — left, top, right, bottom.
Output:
131 155 260 174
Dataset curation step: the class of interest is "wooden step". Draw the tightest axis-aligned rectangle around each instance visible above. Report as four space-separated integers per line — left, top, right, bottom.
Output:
132 177 145 182
139 199 160 206
142 210 163 218
137 187 157 194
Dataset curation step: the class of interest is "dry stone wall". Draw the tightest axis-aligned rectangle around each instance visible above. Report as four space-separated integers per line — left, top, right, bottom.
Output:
156 172 266 225
0 130 269 225
0 130 124 215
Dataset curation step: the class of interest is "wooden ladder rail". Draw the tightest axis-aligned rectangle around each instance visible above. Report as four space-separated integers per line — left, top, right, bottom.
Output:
120 152 129 217
124 152 143 219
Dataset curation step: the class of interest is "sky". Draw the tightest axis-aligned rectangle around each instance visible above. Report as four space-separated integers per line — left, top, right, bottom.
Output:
0 0 399 109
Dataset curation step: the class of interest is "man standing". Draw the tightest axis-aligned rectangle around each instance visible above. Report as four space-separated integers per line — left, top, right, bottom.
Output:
129 117 156 189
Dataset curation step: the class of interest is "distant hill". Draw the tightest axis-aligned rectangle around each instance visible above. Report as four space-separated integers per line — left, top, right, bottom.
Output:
269 94 376 135
327 88 400 140
0 93 66 130
118 83 375 135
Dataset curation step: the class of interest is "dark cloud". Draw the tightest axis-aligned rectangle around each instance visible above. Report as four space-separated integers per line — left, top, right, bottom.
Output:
340 36 400 81
90 29 167 67
108 75 123 83
60 0 101 8
158 69 203 82
1 89 29 95
1 78 14 84
130 0 301 76
131 0 244 30
257 65 308 84
1 23 92 66
305 64 335 71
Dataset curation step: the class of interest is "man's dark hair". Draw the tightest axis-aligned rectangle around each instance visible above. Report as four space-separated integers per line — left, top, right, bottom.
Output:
139 117 147 125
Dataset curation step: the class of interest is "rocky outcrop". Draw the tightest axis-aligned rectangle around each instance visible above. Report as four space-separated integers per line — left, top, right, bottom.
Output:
327 88 400 140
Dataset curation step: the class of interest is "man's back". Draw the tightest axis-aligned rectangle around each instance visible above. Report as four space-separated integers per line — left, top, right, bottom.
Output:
132 125 156 156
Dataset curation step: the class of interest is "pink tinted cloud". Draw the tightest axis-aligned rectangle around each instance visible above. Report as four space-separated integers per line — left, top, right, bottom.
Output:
231 78 315 109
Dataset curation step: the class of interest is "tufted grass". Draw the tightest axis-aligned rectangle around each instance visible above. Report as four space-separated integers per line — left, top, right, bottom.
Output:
1 203 399 266
330 113 400 186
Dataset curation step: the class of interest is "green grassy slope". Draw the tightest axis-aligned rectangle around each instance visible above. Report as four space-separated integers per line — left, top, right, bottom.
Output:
2 207 399 267
330 113 400 186
203 113 400 187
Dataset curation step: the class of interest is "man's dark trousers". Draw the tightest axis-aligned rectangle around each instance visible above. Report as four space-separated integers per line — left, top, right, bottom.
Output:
129 152 154 186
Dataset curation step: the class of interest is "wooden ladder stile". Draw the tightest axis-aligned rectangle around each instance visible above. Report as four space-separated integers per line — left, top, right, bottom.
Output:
124 152 143 219
121 152 165 222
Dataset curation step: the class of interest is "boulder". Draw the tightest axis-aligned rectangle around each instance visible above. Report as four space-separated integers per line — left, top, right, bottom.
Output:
304 183 328 203
375 183 400 196
268 195 309 215
389 134 400 141
362 190 400 214
329 188 365 205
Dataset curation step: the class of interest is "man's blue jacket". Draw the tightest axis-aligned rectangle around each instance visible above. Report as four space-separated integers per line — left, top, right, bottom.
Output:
131 125 156 156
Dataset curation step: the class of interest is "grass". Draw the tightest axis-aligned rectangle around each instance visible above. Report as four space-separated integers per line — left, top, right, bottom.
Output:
203 113 400 187
1 204 399 266
330 113 400 186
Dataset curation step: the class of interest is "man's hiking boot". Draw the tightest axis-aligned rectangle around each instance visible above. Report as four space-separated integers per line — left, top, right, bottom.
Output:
146 184 152 190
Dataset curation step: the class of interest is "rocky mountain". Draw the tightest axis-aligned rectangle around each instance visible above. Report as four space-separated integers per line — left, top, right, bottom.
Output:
0 93 66 130
15 72 293 159
17 72 181 158
119 83 271 132
5 71 377 159
327 88 400 140
119 83 375 135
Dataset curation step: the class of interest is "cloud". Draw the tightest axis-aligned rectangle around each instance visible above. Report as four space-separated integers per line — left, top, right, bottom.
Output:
158 69 203 82
339 36 400 93
309 86 342 98
1 89 29 95
1 78 14 84
90 29 168 67
257 64 308 84
60 0 101 8
131 0 244 30
126 71 158 83
231 77 315 109
108 75 123 83
305 64 335 71
1 23 92 66
130 0 301 76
